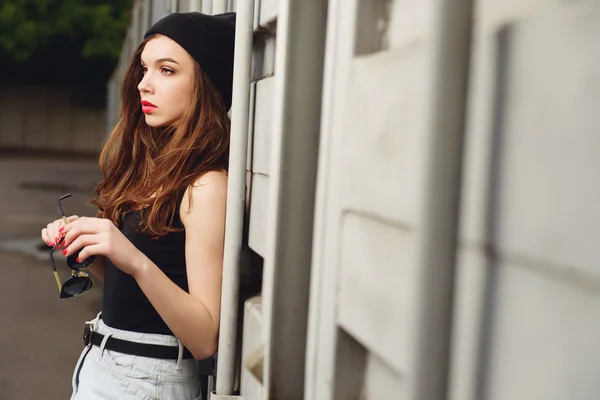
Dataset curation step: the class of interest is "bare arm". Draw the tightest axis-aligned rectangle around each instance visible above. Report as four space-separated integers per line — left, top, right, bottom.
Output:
131 171 227 359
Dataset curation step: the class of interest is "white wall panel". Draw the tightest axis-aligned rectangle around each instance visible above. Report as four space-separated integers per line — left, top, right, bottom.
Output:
251 77 275 175
451 2 600 400
484 259 600 400
258 0 278 26
248 173 269 257
341 48 428 227
337 212 417 373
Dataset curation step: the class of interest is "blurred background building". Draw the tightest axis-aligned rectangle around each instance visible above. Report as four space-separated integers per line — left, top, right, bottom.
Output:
0 1 131 399
0 0 131 155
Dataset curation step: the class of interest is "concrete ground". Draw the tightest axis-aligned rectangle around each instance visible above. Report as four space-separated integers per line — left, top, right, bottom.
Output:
0 155 103 399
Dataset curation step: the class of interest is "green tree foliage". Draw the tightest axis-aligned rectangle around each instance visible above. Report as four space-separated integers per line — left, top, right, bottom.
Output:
0 0 132 99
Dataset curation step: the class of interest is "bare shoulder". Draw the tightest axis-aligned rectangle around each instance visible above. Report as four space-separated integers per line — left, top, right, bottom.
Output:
193 170 228 189
180 170 228 227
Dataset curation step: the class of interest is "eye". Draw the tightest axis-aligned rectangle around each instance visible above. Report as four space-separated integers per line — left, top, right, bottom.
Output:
160 67 174 75
141 65 147 74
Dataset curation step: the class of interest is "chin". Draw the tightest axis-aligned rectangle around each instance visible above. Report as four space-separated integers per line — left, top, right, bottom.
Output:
143 115 172 128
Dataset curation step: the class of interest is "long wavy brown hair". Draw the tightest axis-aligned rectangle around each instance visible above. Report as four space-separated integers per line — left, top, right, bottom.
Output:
90 34 230 238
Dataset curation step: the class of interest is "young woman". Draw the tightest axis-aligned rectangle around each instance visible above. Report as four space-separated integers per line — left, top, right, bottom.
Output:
40 12 236 400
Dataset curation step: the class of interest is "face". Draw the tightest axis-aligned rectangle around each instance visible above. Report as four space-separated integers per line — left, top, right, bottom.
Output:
138 35 195 127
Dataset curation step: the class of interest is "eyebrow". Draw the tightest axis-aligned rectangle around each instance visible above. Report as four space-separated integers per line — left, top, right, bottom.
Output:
140 57 180 65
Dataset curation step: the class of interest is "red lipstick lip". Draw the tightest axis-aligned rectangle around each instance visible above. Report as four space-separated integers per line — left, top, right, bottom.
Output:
141 100 157 108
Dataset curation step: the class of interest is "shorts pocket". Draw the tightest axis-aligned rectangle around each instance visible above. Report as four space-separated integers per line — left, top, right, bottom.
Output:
158 378 202 400
102 350 159 400
107 350 159 379
159 358 199 381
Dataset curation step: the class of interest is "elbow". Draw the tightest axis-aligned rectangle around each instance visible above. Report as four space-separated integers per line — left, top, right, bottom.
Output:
190 337 218 360
187 316 220 360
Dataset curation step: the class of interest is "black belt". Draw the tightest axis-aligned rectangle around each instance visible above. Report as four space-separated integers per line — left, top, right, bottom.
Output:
84 322 193 360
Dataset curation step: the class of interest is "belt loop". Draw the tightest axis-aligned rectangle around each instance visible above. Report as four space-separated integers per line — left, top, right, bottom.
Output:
85 311 102 332
98 332 112 361
175 340 184 370
93 311 102 331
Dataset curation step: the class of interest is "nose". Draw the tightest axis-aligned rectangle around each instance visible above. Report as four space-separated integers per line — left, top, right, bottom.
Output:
138 71 152 94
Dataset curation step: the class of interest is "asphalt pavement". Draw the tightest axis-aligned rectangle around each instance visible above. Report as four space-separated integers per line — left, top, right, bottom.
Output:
0 155 103 399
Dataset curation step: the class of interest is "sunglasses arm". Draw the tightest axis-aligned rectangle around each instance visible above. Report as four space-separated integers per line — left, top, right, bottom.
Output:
58 194 71 219
49 249 63 293
54 272 63 293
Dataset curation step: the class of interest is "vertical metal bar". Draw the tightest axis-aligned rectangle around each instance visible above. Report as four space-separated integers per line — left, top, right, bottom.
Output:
190 0 202 12
141 0 151 39
260 0 328 398
131 0 142 45
146 0 154 28
212 0 227 14
202 0 213 15
303 0 349 397
414 0 474 399
214 0 254 395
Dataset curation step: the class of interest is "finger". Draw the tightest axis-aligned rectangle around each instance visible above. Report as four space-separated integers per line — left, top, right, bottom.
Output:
41 228 53 247
74 243 103 263
46 223 56 246
44 215 77 248
54 220 69 247
63 218 104 245
47 222 61 247
57 215 80 246
62 216 91 234
63 234 100 257
58 215 79 234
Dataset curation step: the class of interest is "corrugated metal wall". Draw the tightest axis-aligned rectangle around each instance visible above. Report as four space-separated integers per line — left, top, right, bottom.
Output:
106 1 600 399
450 1 600 399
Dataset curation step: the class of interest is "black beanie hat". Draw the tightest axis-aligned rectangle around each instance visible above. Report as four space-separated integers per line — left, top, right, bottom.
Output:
144 12 236 110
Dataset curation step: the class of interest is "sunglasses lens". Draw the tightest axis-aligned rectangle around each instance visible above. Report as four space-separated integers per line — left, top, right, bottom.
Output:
67 252 96 270
62 276 93 296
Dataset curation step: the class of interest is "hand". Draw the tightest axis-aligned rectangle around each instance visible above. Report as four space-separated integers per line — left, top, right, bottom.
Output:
41 215 79 248
61 217 148 276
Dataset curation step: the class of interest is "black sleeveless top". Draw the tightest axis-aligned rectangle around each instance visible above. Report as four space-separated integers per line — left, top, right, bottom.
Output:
101 198 188 335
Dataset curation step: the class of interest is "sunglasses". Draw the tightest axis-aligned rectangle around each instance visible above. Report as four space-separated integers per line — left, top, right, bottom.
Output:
48 193 96 299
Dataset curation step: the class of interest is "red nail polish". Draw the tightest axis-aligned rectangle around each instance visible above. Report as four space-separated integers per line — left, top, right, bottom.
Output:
59 227 64 232
62 249 67 255
76 257 80 263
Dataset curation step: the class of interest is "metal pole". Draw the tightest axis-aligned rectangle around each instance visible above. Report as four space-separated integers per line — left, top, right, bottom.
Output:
260 0 328 398
214 0 254 397
414 0 474 399
212 0 227 14
202 0 213 15
190 0 202 12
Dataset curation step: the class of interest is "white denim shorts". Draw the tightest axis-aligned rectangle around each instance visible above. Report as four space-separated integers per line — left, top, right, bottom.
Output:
70 313 201 400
